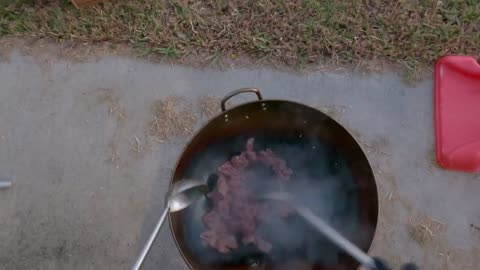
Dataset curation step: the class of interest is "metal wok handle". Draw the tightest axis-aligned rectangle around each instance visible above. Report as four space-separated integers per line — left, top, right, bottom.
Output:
221 88 263 111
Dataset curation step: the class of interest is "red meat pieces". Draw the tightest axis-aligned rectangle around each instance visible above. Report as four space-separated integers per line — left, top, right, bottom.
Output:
200 138 293 254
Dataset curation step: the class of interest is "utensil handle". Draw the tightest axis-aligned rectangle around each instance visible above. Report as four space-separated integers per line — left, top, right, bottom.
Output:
0 181 11 189
296 205 377 270
131 205 170 270
221 88 263 111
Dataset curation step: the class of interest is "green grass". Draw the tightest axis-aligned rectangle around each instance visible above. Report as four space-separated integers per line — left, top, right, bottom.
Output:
1 0 479 75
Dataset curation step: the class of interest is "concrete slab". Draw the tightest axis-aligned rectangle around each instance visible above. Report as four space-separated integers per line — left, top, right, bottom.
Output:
0 50 478 270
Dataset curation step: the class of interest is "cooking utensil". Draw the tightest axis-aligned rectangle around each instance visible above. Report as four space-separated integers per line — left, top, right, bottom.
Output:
0 181 11 189
261 191 377 270
169 88 378 270
132 179 207 270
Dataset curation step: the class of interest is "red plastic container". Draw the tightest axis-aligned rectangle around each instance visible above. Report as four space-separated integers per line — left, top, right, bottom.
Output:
435 56 480 172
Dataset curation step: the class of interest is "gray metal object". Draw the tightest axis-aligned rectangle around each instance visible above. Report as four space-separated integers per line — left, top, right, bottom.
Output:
0 181 11 189
131 179 207 270
262 191 377 270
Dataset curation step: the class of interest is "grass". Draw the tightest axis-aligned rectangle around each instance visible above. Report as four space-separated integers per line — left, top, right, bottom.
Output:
1 0 480 75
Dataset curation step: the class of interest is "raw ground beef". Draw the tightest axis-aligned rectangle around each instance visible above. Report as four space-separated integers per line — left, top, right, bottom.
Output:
200 138 293 254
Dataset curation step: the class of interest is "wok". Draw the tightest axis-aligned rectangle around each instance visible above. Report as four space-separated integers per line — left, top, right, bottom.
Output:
169 88 378 270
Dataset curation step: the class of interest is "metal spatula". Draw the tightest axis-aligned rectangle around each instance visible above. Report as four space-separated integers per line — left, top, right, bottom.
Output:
261 191 377 270
131 179 207 270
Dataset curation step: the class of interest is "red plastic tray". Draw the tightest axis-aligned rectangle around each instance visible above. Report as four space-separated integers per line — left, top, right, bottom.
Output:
435 56 480 172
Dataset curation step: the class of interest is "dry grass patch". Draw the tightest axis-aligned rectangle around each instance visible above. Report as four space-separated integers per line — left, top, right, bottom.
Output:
149 96 197 141
408 215 444 247
1 0 479 79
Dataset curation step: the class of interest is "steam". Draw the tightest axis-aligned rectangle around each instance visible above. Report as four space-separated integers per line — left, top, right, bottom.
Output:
180 135 363 268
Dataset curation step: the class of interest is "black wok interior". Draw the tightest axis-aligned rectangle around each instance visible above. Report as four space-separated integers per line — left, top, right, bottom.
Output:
169 100 378 270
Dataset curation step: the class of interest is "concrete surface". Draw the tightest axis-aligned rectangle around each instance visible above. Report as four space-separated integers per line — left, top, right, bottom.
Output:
0 49 479 270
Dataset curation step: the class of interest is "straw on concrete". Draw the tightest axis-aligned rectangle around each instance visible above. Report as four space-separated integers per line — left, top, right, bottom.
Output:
149 96 197 141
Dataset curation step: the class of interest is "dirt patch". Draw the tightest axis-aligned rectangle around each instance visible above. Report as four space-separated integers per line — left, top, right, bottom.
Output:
149 96 197 142
405 211 479 269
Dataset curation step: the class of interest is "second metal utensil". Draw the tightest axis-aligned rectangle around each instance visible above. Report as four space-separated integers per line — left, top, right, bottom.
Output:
261 191 377 270
131 179 207 270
